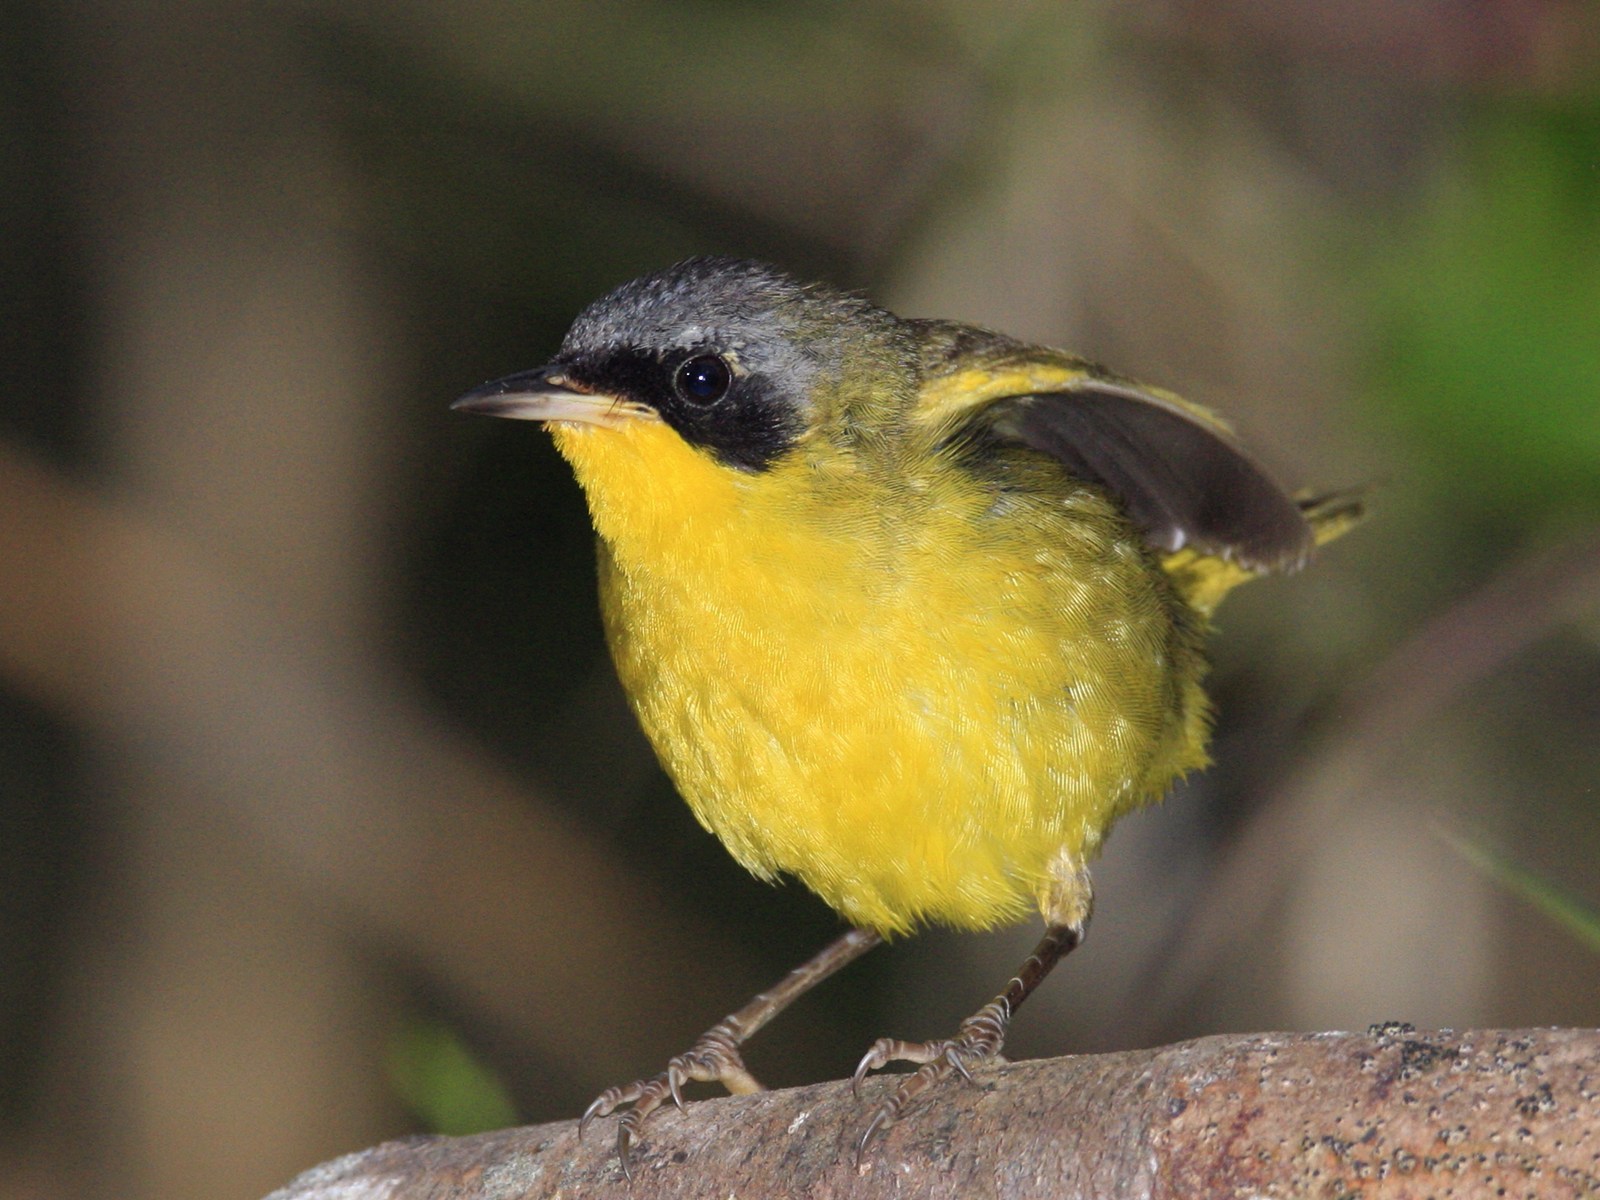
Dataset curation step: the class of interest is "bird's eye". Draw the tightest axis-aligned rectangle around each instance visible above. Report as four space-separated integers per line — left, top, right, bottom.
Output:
673 354 732 405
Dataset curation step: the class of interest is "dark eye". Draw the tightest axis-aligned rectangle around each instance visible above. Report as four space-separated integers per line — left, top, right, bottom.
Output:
674 354 732 405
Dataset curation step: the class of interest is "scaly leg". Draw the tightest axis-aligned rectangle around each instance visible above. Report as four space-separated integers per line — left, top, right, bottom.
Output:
582 926 881 1176
851 921 1085 1157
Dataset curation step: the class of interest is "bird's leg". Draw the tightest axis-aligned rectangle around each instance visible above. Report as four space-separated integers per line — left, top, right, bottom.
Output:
851 921 1086 1156
582 926 881 1176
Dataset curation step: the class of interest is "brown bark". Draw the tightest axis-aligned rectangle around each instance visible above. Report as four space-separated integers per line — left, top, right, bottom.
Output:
266 1027 1600 1199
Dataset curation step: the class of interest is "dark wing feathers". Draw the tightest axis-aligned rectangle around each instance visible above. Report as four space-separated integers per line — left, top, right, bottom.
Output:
983 383 1314 572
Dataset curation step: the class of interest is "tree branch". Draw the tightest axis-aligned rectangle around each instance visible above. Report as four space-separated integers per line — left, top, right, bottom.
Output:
267 1027 1600 1199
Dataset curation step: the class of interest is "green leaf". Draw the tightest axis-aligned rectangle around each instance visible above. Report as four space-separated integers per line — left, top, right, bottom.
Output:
1364 96 1600 520
1436 822 1600 954
388 1020 518 1137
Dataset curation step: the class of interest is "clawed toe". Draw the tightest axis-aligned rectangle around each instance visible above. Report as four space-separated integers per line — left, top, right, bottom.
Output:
581 1029 764 1177
573 926 1080 1172
850 1001 1012 1159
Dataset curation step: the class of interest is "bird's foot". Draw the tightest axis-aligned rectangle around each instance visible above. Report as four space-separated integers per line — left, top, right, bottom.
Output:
580 1020 764 1178
850 996 1012 1157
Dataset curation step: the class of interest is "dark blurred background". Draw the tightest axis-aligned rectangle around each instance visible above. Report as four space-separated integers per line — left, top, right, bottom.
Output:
3 2 1599 1197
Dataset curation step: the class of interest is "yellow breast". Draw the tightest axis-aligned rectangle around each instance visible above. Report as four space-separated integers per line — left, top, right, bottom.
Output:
553 418 1209 935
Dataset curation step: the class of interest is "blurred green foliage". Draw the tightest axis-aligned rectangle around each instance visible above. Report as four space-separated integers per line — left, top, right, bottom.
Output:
1440 822 1600 955
1366 94 1600 524
388 1020 519 1137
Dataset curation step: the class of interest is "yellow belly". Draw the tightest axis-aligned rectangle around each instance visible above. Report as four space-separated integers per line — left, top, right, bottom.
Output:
557 419 1208 935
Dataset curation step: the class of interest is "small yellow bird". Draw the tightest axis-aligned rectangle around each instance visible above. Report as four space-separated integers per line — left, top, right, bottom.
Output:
455 257 1359 1169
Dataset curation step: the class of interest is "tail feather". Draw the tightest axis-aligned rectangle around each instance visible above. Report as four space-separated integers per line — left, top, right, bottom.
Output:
1161 485 1368 617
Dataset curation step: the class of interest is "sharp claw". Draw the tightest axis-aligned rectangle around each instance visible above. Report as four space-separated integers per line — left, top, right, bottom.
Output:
579 1093 610 1140
855 1105 892 1166
853 1038 897 1098
616 1125 635 1182
582 1039 764 1176
850 1016 1015 1161
947 1049 974 1085
851 1053 874 1099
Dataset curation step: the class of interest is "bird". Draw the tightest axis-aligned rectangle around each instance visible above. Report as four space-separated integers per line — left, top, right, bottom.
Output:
454 256 1360 1172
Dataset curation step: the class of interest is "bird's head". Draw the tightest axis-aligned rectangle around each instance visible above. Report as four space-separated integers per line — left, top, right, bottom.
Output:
455 257 914 473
